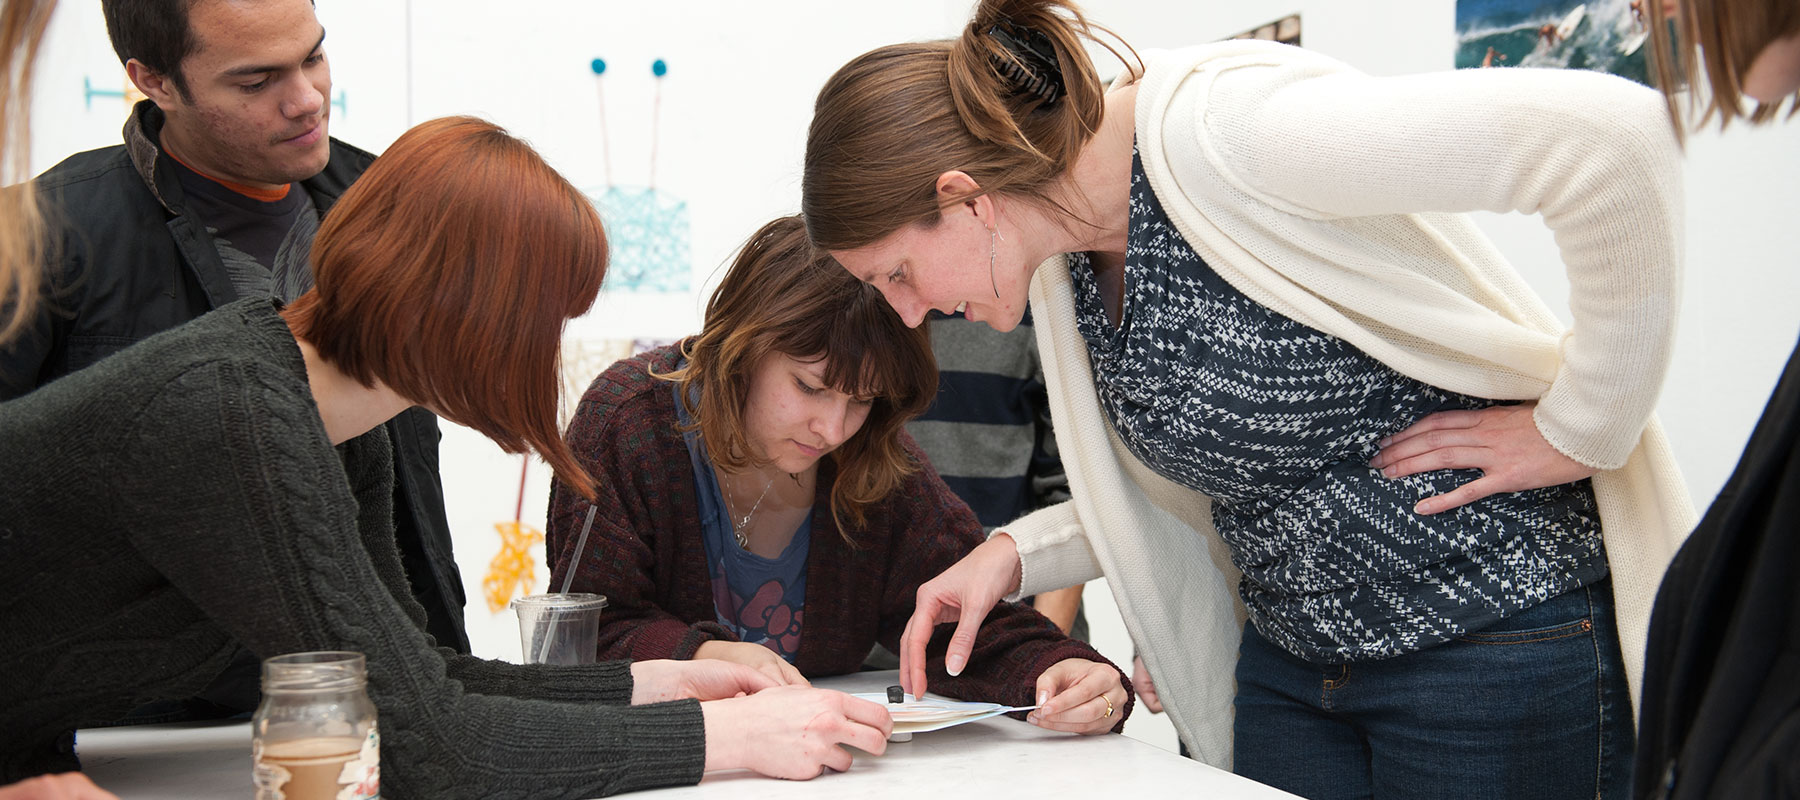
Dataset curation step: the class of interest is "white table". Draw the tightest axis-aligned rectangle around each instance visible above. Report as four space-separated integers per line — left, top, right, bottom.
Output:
78 671 1297 799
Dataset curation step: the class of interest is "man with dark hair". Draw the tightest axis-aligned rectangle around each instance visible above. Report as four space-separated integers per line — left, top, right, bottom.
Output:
0 0 470 719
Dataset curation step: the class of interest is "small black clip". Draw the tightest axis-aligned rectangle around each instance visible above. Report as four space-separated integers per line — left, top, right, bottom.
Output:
887 684 905 704
987 20 1064 106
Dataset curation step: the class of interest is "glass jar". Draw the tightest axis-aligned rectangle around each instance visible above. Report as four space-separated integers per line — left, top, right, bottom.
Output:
252 651 380 800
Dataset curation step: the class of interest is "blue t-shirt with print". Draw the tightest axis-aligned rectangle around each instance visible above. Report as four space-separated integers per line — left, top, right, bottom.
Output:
674 380 809 661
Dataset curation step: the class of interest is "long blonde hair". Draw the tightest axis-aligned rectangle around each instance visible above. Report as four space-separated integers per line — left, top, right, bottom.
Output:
0 0 55 347
1646 0 1800 138
802 0 1137 251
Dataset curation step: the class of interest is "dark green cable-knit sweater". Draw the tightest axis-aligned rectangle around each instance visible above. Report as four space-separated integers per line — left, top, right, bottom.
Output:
0 298 706 797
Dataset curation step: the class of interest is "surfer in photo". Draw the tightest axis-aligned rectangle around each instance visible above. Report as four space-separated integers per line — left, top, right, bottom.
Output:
1539 21 1565 47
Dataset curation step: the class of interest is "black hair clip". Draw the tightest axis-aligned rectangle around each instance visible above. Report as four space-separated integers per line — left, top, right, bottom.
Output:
987 20 1064 106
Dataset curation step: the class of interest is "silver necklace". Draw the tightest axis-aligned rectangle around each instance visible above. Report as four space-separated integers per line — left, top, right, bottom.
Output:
730 474 775 549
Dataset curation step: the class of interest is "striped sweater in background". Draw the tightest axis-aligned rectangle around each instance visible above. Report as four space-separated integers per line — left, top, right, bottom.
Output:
903 310 1087 644
905 309 1070 531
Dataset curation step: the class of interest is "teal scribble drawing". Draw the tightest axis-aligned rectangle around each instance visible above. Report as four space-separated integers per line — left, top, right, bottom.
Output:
588 57 690 293
82 76 132 109
591 185 690 292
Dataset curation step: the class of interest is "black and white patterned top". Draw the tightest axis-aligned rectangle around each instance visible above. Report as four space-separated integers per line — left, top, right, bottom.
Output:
1065 149 1607 663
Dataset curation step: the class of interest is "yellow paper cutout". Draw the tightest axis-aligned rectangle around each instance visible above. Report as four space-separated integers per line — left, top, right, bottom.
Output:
483 520 543 613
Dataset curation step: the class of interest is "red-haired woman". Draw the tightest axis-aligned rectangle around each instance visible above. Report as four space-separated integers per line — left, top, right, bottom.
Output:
546 215 1130 734
0 118 891 797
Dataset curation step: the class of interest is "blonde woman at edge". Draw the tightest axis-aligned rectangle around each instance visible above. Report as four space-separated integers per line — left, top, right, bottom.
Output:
0 1 118 799
802 0 1693 797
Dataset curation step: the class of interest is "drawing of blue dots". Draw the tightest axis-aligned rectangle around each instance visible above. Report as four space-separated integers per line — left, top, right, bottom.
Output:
591 58 607 75
651 59 667 77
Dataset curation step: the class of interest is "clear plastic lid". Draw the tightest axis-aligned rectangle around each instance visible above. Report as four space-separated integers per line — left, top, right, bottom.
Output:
508 592 609 612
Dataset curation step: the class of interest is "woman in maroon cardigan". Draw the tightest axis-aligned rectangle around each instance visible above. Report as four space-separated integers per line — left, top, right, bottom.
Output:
548 215 1129 735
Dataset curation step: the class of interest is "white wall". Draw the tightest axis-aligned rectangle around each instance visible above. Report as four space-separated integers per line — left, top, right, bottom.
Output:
31 0 1799 757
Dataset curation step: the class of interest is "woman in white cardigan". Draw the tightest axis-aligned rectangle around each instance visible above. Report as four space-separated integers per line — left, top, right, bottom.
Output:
801 1 1693 798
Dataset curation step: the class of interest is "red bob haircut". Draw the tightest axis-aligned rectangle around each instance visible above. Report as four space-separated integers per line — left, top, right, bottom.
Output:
283 116 607 500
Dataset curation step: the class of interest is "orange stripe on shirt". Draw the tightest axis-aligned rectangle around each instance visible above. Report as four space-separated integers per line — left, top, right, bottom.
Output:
163 148 293 203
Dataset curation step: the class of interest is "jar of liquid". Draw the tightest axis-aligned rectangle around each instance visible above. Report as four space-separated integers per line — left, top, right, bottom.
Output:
252 651 380 800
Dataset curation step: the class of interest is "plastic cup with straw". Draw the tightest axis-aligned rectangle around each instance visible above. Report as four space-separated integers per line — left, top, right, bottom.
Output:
511 505 607 665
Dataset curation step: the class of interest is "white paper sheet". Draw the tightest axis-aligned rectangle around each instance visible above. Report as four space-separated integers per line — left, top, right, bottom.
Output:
851 693 1040 734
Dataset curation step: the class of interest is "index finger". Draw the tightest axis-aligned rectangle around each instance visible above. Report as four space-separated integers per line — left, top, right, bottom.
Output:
1033 659 1077 708
1037 664 1111 717
942 599 993 679
899 595 940 697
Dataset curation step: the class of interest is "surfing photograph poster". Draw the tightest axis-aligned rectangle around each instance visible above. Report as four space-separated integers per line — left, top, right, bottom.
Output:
1455 0 1664 86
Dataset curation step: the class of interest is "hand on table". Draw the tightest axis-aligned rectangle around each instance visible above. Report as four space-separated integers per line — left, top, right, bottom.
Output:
700 686 892 779
694 640 810 687
898 533 1023 698
1131 656 1164 714
1368 403 1597 515
1027 658 1127 735
0 774 118 800
630 658 777 704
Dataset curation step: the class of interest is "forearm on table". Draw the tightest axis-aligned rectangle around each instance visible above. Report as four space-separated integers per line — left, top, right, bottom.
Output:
933 610 1127 728
924 620 1073 708
393 689 706 797
602 615 734 661
143 459 699 793
443 656 635 705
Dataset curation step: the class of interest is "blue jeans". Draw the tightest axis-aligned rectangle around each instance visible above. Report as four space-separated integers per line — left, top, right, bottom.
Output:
1233 580 1634 800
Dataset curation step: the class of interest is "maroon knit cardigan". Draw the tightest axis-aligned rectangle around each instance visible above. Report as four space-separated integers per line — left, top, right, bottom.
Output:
546 345 1130 721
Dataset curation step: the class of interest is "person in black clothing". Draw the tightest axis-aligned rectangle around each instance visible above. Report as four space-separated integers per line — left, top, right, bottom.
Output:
0 0 470 721
1634 1 1800 797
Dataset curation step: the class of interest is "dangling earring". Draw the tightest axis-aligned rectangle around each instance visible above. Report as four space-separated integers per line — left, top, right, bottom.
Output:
988 228 1003 299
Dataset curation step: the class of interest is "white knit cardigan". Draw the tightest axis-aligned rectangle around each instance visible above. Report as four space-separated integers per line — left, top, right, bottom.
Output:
1002 42 1696 769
